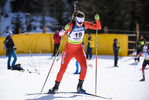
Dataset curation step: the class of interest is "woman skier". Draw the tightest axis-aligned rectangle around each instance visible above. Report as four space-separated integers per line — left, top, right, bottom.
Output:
48 10 101 93
135 44 149 81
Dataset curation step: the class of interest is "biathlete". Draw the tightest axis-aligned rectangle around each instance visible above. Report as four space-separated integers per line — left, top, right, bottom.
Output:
135 44 149 81
48 10 101 93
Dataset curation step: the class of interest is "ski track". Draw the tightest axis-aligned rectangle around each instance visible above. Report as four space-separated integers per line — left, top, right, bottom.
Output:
0 53 149 100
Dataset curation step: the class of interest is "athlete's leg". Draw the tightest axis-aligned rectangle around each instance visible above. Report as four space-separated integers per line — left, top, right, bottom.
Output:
75 48 87 81
75 47 87 92
56 50 73 82
140 60 147 81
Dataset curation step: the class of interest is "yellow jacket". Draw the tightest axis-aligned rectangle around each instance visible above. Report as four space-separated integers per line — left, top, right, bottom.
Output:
88 35 95 48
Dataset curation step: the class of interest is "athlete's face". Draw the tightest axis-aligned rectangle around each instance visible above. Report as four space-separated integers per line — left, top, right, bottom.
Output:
76 21 83 27
144 49 147 52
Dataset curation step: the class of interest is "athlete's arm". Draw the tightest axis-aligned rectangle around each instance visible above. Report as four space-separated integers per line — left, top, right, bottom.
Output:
84 20 101 30
59 22 73 36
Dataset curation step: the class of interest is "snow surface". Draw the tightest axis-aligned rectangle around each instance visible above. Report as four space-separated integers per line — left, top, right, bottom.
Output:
0 53 149 100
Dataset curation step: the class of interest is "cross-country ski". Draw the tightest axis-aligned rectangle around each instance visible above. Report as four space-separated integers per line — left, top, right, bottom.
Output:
26 91 112 100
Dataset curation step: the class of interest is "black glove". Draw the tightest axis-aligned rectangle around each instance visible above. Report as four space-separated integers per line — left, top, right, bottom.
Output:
13 47 17 50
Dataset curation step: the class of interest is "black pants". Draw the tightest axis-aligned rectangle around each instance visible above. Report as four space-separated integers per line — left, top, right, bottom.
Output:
53 43 60 56
114 53 118 66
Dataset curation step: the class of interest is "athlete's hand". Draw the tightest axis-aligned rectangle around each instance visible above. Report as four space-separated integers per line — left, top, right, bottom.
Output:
95 13 100 21
64 24 70 31
59 29 65 36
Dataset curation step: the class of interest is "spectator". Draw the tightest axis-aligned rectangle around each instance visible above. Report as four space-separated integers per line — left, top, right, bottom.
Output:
136 35 146 62
5 30 17 69
52 30 61 56
113 38 120 67
86 33 94 60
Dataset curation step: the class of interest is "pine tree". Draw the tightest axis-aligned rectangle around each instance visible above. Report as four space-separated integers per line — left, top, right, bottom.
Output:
48 0 71 31
0 0 7 15
11 14 24 34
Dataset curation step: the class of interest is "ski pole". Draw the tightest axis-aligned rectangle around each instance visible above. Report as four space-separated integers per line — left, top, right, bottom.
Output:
29 50 38 72
40 33 66 93
27 61 34 71
39 51 41 74
95 27 98 95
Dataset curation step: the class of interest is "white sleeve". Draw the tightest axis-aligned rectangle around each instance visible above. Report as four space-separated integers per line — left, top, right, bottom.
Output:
59 29 65 36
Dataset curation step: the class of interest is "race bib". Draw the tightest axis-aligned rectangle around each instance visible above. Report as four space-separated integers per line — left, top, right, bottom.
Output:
68 26 85 44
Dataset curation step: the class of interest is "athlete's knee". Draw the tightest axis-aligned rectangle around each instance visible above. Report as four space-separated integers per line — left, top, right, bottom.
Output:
81 65 87 73
59 68 66 75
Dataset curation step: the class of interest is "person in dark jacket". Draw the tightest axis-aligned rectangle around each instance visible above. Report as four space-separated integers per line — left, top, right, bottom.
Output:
52 30 61 56
5 30 17 69
136 35 146 62
113 38 120 67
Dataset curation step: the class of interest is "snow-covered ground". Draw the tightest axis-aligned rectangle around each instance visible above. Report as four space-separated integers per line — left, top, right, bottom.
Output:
0 53 149 100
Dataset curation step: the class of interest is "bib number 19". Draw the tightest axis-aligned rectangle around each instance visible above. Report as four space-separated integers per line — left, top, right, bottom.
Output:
75 32 82 37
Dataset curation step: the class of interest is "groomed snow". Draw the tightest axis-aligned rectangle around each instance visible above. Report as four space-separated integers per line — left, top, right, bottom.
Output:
0 53 149 100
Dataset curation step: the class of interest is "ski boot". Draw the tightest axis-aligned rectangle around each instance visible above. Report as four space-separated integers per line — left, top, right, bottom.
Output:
140 76 145 81
140 78 145 81
140 75 145 81
77 80 86 93
48 81 60 93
